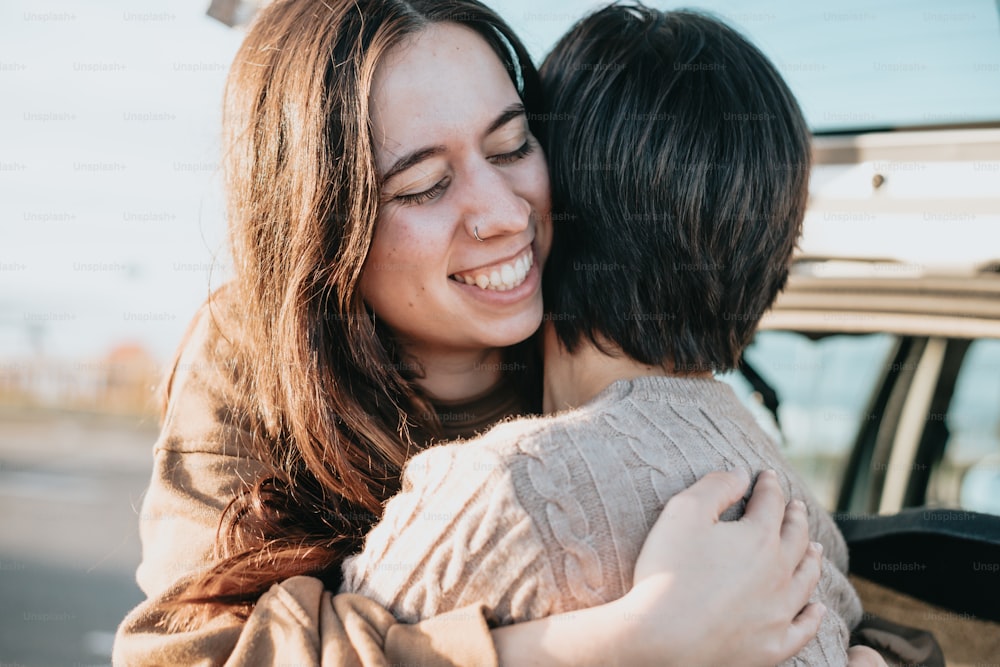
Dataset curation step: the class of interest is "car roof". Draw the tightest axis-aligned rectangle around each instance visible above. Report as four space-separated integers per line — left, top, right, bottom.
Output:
761 125 1000 340
763 262 1000 338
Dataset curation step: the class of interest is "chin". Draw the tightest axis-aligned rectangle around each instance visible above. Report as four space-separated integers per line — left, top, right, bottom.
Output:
478 309 544 348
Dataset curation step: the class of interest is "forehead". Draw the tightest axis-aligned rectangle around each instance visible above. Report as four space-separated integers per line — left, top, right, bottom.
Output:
369 22 522 165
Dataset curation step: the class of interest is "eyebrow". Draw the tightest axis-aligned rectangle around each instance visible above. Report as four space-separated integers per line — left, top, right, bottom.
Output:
380 103 527 185
486 103 527 135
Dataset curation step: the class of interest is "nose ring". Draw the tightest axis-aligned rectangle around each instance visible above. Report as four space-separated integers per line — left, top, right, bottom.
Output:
474 226 484 242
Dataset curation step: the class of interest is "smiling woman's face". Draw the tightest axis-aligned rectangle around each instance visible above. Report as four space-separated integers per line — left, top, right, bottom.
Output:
361 22 552 358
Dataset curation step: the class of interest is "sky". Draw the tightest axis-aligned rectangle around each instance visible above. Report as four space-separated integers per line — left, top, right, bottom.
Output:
1 0 999 364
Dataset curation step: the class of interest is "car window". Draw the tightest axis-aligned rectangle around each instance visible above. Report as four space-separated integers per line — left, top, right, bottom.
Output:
495 0 1000 133
926 338 1000 516
719 331 898 509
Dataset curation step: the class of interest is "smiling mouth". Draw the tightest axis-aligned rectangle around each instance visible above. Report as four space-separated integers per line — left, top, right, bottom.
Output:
449 246 534 292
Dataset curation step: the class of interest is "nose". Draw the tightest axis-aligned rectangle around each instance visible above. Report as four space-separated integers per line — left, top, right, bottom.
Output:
457 161 531 243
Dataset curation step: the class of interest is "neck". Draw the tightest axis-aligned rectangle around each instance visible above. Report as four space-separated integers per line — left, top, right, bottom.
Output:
541 323 710 413
406 345 505 402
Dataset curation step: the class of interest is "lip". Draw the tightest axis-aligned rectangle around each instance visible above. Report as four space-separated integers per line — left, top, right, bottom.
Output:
449 241 541 306
450 241 533 277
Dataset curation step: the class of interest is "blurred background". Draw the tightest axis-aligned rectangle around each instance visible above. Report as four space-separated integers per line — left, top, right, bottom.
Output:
1 0 998 664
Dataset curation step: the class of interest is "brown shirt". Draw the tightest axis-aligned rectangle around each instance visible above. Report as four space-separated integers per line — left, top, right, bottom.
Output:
113 297 502 666
431 371 532 442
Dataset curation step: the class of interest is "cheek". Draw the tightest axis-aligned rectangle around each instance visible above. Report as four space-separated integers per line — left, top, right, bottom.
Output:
364 209 454 291
360 212 412 308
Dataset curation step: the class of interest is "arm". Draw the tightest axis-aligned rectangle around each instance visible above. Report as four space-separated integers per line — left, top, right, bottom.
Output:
116 574 498 667
121 431 817 666
114 302 501 667
114 442 499 666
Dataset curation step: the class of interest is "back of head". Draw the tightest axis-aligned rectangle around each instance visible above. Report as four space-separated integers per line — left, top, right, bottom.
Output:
540 4 811 373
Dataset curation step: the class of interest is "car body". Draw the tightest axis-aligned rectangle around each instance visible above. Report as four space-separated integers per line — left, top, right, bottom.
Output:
721 124 1000 655
726 124 1000 518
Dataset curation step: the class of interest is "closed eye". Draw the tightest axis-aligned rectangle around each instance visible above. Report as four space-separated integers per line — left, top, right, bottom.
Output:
394 177 450 206
391 138 533 206
489 139 535 165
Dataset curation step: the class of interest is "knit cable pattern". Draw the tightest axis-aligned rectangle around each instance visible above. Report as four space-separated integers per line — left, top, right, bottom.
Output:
342 376 863 665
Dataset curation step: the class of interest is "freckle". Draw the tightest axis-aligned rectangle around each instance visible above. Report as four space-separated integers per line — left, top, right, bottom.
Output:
408 302 414 308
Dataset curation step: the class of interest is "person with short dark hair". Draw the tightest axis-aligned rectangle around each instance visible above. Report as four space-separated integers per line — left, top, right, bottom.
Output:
539 5 809 377
342 5 877 665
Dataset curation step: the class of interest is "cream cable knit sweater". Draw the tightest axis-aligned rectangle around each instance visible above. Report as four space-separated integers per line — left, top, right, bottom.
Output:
342 376 863 665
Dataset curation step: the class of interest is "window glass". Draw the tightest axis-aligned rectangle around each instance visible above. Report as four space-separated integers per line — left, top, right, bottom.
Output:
927 339 1000 515
495 0 1000 133
719 331 898 509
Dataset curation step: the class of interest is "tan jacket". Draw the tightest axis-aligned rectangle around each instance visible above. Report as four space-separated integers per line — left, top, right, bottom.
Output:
113 300 498 666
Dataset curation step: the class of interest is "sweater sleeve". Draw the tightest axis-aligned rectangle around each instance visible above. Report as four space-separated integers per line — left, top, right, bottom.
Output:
341 442 562 626
113 299 500 666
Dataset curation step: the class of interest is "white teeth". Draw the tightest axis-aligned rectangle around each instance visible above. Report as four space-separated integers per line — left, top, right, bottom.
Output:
515 259 527 282
455 247 534 292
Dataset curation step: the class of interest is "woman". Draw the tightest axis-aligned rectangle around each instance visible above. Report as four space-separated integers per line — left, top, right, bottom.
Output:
113 1 825 664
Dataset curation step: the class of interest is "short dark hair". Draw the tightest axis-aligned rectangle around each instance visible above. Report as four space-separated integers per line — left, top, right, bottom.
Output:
539 4 811 373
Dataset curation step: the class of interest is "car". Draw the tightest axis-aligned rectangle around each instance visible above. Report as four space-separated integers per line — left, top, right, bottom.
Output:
720 123 1000 660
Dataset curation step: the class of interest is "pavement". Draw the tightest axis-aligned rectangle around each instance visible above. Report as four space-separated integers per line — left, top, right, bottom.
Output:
0 407 157 667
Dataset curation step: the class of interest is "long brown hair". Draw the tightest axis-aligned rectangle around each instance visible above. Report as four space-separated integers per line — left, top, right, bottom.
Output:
165 0 542 623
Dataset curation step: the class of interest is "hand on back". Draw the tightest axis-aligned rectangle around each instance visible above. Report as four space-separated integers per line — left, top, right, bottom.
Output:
623 469 825 667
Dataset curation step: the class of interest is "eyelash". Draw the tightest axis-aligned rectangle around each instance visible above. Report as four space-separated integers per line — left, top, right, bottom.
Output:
394 140 535 206
395 179 449 206
489 139 535 165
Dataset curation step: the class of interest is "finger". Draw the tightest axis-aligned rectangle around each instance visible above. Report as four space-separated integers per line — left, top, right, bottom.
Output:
779 499 811 568
665 468 751 522
777 602 825 661
786 542 822 618
743 469 786 529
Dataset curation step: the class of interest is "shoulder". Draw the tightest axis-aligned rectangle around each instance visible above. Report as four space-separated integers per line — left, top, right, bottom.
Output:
165 284 242 400
380 420 572 558
155 283 255 457
344 438 559 624
405 410 587 479
409 415 549 462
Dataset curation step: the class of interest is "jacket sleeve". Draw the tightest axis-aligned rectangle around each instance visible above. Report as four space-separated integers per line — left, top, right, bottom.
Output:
113 299 499 666
114 575 498 667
